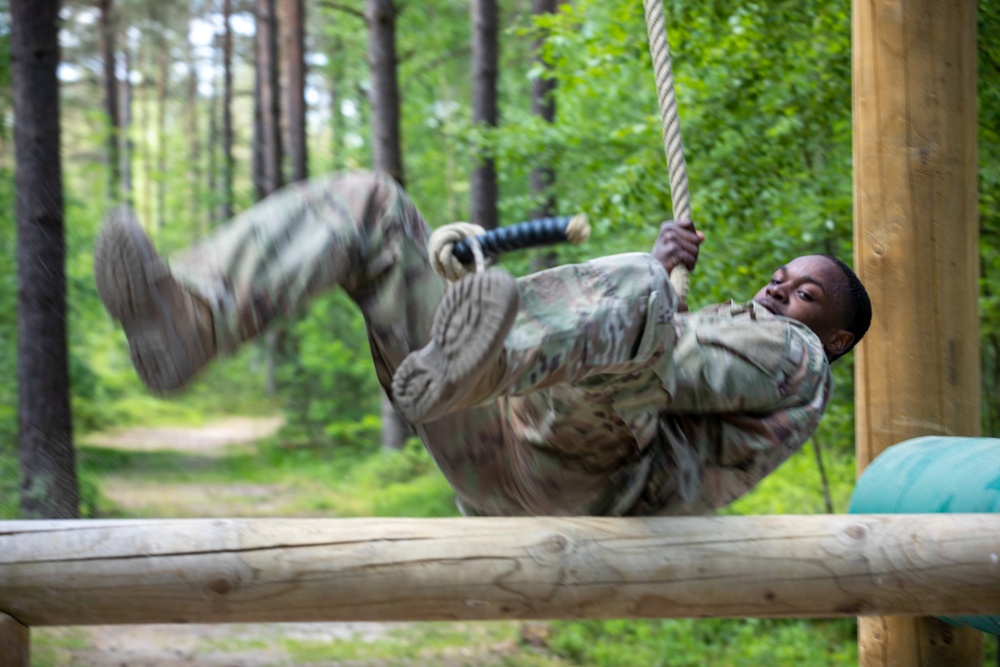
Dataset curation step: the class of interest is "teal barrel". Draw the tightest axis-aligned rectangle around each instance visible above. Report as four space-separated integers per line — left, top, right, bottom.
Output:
850 436 1000 635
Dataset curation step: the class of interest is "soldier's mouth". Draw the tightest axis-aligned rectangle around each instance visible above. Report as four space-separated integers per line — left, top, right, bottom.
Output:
754 298 781 315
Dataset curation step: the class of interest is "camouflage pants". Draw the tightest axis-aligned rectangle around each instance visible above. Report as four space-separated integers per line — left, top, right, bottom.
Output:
170 171 825 516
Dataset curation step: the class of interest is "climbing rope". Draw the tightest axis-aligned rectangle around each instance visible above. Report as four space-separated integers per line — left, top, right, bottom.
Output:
430 215 590 282
643 0 692 301
433 0 692 298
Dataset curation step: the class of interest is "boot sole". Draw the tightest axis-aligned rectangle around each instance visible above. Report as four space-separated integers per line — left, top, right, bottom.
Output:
392 269 519 423
94 210 193 393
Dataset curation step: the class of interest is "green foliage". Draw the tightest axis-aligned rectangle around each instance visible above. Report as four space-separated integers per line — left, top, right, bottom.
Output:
549 617 857 666
980 1 1000 436
0 13 10 145
278 290 383 446
488 0 854 291
0 167 17 513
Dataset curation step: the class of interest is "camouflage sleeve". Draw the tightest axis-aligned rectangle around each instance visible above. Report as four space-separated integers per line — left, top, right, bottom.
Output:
659 307 833 511
664 312 828 415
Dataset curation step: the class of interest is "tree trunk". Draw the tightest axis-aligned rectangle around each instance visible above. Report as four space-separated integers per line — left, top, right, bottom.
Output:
366 0 403 184
366 0 407 450
529 0 557 270
252 33 266 201
221 0 235 221
530 0 556 221
185 15 202 231
470 0 499 231
280 0 307 182
11 0 79 519
207 32 220 231
98 0 121 204
257 0 284 196
119 20 133 208
140 34 153 227
328 38 344 171
254 0 286 398
156 39 169 228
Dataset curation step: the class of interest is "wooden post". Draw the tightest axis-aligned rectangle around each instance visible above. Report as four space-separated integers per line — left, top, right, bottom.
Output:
0 613 29 667
1 516 1000 626
852 0 981 664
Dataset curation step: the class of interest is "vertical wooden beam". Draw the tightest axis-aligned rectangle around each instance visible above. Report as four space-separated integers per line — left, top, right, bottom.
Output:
853 0 981 665
0 613 29 667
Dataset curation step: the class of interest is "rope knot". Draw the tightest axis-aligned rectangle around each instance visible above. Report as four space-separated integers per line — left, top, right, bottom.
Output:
429 222 489 282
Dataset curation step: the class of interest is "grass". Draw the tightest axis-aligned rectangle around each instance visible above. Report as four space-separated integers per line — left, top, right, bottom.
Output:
76 433 460 519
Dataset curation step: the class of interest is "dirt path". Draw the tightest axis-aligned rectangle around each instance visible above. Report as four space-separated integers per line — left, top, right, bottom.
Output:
55 416 402 667
83 416 286 455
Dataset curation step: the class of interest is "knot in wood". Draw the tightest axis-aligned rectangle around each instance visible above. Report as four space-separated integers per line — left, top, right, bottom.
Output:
543 534 569 554
527 532 573 565
208 575 237 595
835 598 873 615
842 524 867 541
203 563 246 596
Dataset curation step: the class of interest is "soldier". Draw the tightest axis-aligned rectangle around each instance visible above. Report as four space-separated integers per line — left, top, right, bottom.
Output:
95 170 871 517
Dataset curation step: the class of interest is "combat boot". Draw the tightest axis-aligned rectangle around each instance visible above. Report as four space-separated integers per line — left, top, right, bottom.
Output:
392 269 518 424
94 208 216 393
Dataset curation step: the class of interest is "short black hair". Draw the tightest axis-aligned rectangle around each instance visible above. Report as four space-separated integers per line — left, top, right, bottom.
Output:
823 255 872 360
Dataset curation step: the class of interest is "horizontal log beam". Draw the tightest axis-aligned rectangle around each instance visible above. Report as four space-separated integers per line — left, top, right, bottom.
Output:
1 515 999 626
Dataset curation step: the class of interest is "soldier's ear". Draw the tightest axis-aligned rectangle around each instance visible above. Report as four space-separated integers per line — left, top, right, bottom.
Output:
824 329 854 359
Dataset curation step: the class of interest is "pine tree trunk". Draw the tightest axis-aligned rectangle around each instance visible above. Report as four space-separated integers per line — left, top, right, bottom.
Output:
207 33 220 230
11 0 79 519
252 38 266 201
141 36 153 226
366 0 408 450
328 38 344 171
254 0 286 398
185 17 202 230
470 0 499 231
530 0 557 270
156 41 169 228
221 0 235 220
366 0 403 184
280 0 307 182
98 0 121 204
119 22 133 208
257 0 284 195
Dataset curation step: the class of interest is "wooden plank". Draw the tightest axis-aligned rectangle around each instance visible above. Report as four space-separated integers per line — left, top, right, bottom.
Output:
852 0 981 663
0 613 29 667
1 516 999 627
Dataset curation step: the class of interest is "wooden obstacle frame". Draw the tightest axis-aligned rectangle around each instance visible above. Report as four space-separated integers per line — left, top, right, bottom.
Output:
2 515 1000 628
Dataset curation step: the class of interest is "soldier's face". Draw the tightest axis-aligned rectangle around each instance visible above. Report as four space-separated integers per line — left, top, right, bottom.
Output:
753 255 854 358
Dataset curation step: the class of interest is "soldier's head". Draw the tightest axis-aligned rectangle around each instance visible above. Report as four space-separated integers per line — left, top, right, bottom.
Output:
753 255 872 362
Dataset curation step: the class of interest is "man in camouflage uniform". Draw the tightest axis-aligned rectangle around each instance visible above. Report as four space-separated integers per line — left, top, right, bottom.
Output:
95 170 871 517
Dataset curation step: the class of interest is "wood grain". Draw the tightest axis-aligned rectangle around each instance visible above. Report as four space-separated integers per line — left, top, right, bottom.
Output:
1 516 998 627
853 0 980 663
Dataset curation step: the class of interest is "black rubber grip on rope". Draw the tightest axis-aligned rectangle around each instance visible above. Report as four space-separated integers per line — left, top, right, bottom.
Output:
451 216 576 264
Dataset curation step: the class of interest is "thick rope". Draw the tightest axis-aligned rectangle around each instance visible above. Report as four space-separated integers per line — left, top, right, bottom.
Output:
643 0 691 302
431 216 592 282
429 222 489 282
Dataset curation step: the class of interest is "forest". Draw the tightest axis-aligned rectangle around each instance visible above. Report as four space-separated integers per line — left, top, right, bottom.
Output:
1 0 999 664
